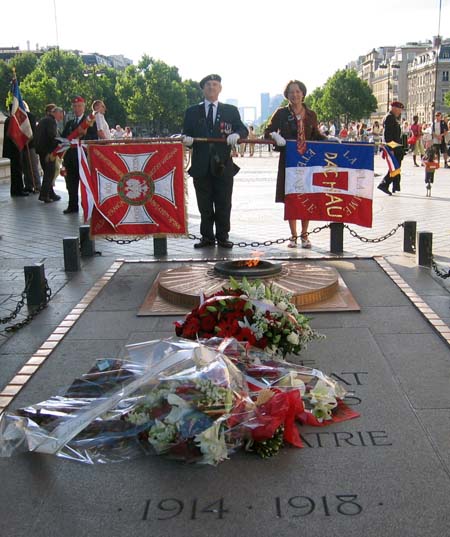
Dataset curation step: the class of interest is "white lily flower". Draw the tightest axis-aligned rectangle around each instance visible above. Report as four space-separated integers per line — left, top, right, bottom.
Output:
194 422 229 465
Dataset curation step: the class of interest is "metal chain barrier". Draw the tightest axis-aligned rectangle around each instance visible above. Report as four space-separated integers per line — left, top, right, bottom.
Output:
104 222 406 248
0 275 52 334
431 257 450 279
105 237 143 245
189 224 331 248
343 223 404 243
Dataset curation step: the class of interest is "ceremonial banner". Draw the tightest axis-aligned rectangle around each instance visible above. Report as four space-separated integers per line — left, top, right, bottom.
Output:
284 141 374 228
379 143 401 177
7 78 32 151
84 142 187 237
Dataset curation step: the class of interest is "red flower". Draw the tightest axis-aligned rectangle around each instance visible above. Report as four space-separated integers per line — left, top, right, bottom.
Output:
238 327 257 346
182 316 201 338
200 315 217 332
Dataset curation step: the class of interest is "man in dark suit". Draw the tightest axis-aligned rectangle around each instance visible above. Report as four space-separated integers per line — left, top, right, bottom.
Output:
34 104 64 203
62 96 97 214
377 101 404 195
183 74 248 248
2 113 27 197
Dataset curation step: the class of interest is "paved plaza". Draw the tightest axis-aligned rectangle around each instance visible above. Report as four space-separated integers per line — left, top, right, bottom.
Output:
1 150 450 536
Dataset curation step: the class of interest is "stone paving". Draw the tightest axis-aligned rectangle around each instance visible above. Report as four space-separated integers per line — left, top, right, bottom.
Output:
1 149 450 536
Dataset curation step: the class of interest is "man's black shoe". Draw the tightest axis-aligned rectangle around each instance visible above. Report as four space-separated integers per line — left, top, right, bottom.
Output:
11 191 29 197
193 238 215 249
217 240 233 249
63 207 79 214
377 184 392 196
39 196 53 203
50 194 61 201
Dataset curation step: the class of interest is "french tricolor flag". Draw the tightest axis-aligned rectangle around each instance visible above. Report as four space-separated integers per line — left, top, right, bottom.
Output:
7 78 33 151
284 141 374 228
379 144 401 178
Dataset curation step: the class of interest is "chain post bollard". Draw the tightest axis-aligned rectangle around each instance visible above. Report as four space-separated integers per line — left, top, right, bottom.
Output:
79 225 96 257
24 264 46 307
63 237 81 272
417 231 432 267
153 237 167 256
330 223 344 253
403 221 416 253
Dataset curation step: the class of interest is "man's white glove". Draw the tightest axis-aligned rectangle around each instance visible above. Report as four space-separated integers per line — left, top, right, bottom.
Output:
227 133 240 146
182 135 194 147
270 132 286 147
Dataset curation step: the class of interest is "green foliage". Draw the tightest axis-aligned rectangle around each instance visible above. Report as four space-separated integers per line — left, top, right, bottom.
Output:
305 86 326 118
320 69 377 124
2 49 202 132
116 56 201 134
445 90 450 108
0 60 13 112
10 52 38 82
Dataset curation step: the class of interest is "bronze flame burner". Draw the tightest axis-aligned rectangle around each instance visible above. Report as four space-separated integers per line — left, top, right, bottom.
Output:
214 260 282 278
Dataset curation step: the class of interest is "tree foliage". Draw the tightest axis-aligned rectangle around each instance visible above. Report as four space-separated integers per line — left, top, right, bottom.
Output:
445 90 450 108
2 49 202 133
305 86 326 119
320 69 377 124
116 55 202 134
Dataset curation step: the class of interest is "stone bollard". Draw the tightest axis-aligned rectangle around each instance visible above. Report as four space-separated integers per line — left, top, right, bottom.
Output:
153 237 167 257
417 231 432 267
403 221 417 253
24 264 47 306
330 223 344 254
79 225 96 257
63 237 81 272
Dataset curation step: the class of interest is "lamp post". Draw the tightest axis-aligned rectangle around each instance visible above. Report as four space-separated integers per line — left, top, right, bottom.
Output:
379 60 400 112
83 65 105 105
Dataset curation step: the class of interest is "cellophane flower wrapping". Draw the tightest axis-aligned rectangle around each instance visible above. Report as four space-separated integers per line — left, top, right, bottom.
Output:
0 339 257 465
0 338 358 465
175 277 323 358
201 337 359 453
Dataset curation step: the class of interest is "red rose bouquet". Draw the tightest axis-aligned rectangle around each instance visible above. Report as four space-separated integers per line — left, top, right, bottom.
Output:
175 277 322 358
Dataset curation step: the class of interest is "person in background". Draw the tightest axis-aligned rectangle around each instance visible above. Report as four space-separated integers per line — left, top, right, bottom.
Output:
34 104 64 203
432 111 449 168
61 96 98 213
22 101 41 194
264 79 326 249
123 126 133 139
2 105 27 197
182 73 248 249
248 125 257 157
410 115 424 167
377 101 404 195
93 100 110 140
113 125 124 139
401 120 410 154
339 124 348 141
422 146 439 196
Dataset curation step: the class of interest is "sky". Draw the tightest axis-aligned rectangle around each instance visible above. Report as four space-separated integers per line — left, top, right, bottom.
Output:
2 0 449 116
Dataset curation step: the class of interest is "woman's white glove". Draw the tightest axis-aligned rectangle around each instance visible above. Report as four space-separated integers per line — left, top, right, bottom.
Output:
226 133 240 146
182 135 194 147
270 132 286 147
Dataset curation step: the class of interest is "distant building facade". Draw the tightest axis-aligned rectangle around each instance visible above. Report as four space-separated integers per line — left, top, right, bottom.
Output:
353 38 449 123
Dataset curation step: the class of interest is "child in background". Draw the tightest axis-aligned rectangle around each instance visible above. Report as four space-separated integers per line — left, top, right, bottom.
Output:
423 146 439 197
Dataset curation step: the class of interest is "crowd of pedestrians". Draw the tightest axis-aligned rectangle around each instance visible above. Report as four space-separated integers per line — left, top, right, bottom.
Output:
2 82 450 252
2 98 133 209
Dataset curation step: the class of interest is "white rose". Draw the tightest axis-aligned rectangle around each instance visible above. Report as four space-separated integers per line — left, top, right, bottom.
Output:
287 331 300 345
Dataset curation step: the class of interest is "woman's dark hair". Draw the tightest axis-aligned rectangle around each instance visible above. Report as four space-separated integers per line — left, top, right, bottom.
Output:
283 80 307 99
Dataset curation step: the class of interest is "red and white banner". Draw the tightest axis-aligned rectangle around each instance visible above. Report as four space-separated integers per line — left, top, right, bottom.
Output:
83 142 187 237
7 78 32 151
284 141 374 228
